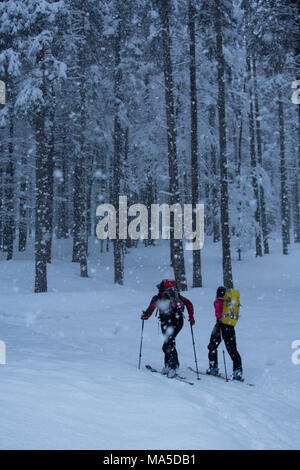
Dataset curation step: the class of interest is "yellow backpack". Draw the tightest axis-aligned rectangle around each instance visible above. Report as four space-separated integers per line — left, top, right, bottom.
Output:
221 289 240 327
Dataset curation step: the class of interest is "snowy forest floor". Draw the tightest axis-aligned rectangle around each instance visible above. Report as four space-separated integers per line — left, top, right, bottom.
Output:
0 236 299 449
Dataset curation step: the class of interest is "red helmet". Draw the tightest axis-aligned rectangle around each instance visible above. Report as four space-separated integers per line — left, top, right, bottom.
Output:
157 279 177 291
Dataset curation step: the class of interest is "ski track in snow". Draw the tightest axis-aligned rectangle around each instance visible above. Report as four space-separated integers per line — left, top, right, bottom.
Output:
0 237 299 449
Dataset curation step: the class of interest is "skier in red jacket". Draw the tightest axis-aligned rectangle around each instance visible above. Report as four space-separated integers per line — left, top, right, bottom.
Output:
141 279 195 378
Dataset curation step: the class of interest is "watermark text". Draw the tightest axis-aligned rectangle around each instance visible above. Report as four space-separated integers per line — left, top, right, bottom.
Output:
0 80 5 104
0 340 6 365
291 340 300 365
96 196 204 250
291 80 300 104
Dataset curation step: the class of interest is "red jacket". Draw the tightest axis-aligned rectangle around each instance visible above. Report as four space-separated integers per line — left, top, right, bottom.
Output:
214 299 224 321
142 293 195 324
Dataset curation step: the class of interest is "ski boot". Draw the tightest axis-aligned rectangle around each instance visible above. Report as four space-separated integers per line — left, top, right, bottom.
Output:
167 365 178 378
206 365 220 376
232 368 243 381
161 366 170 375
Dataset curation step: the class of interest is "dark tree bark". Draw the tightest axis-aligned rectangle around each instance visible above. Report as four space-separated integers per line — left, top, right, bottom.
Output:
113 10 124 285
235 107 243 261
293 105 300 243
0 162 3 250
34 55 48 293
86 179 92 238
208 105 220 244
72 165 81 262
293 170 300 243
246 52 262 257
294 19 300 242
278 88 289 255
18 153 27 252
189 0 202 287
34 123 48 293
215 2 233 288
123 126 133 250
78 5 88 277
252 57 269 254
3 101 15 261
72 2 88 277
158 0 187 291
45 87 55 264
56 135 69 240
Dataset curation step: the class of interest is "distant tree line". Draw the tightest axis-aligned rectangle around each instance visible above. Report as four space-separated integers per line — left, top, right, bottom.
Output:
0 0 299 292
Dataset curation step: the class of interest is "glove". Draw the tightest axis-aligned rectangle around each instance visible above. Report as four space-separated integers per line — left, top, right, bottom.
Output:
189 317 195 326
141 311 148 320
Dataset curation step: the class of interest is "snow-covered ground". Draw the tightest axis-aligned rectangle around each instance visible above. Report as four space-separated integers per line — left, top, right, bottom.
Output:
0 237 299 450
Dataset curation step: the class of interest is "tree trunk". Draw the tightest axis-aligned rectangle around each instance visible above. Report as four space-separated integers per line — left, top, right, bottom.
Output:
34 120 48 293
189 0 202 287
159 0 187 291
56 141 69 239
3 103 15 261
246 53 262 257
215 3 233 288
278 88 289 255
252 57 269 254
78 6 88 277
293 166 300 243
34 57 48 293
294 105 300 243
72 3 88 277
0 163 3 250
235 108 243 260
18 153 27 252
72 166 81 262
45 87 55 264
113 12 124 285
209 105 220 243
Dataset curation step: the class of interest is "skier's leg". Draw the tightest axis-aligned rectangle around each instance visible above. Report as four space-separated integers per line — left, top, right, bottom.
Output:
161 315 183 369
207 322 222 369
161 320 170 367
169 314 183 368
221 324 242 371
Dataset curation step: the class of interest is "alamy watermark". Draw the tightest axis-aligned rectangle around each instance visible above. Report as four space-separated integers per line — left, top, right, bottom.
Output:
291 340 300 365
96 196 204 250
0 80 5 104
291 80 300 104
0 340 6 365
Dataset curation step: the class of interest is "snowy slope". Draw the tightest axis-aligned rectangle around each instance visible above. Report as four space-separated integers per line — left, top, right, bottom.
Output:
0 237 299 450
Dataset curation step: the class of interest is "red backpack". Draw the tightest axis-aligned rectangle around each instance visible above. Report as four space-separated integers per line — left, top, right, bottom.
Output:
156 279 184 315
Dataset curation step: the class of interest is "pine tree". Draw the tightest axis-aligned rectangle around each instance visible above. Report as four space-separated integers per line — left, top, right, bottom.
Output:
246 51 263 257
0 1 23 260
112 1 124 285
252 57 269 254
214 0 233 288
188 0 202 288
156 0 187 290
14 0 67 291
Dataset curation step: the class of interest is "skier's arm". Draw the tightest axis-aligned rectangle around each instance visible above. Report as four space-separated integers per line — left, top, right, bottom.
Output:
214 299 223 321
141 295 158 320
180 295 195 325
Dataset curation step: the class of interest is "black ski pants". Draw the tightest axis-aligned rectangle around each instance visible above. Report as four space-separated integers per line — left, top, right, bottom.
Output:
160 313 183 369
208 322 242 371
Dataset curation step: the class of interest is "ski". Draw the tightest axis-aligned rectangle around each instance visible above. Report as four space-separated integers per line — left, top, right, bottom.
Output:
145 364 194 386
188 367 254 387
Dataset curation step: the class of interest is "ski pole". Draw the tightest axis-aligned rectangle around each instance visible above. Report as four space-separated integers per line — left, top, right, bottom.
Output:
220 327 228 382
138 319 145 370
222 349 228 382
190 323 200 380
